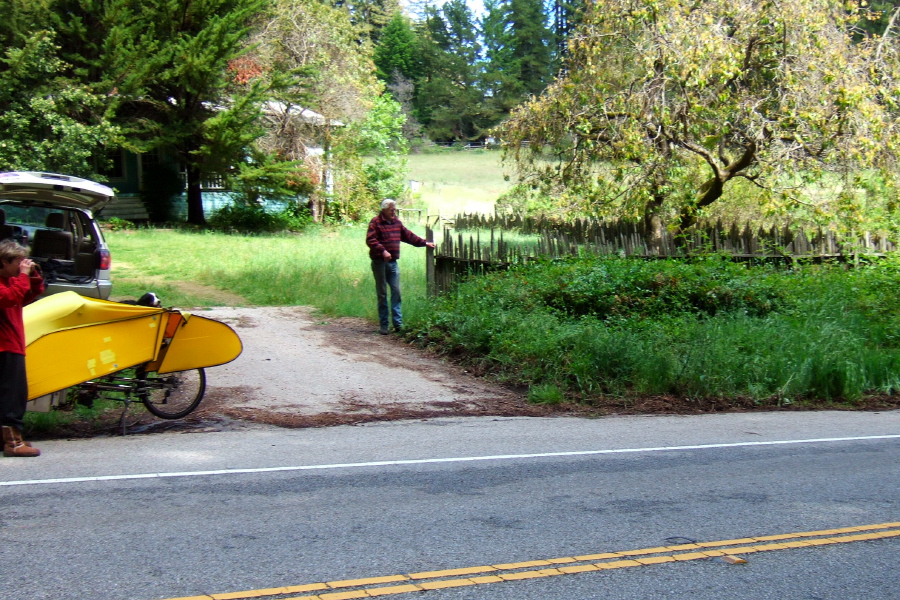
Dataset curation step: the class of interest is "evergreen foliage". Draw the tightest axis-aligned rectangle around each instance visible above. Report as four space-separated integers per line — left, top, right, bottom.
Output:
121 0 274 226
413 1 488 141
0 28 120 175
398 0 558 141
480 0 519 116
0 0 120 175
853 1 900 37
507 0 553 98
374 11 419 83
332 0 401 42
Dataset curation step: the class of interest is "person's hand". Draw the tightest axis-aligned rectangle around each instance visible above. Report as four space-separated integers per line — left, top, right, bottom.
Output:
382 250 392 260
425 242 436 249
19 258 35 275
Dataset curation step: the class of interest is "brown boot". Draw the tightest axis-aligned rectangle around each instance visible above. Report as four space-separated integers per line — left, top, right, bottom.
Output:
2 426 40 457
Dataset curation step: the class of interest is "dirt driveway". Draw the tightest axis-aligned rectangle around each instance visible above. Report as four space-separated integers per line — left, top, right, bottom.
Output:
183 306 548 429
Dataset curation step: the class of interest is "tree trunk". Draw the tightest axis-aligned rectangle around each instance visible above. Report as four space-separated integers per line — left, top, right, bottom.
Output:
643 193 666 253
679 176 725 233
185 164 206 226
677 140 757 233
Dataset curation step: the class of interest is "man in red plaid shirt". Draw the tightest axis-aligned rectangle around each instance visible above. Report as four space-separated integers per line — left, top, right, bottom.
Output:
366 199 435 335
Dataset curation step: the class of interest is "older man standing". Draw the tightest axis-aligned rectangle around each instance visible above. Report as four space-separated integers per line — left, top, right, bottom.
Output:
365 199 435 335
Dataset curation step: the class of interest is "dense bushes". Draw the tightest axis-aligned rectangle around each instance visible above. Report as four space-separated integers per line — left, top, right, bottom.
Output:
528 257 785 319
207 202 313 233
415 254 900 404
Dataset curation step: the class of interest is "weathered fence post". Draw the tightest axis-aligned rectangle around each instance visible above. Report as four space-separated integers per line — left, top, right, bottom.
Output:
426 225 435 297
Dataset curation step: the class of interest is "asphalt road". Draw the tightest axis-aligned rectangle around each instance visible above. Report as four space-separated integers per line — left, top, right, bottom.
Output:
1 411 897 600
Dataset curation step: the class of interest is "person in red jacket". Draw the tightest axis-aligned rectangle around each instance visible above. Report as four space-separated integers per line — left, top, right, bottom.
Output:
365 199 435 335
0 239 44 457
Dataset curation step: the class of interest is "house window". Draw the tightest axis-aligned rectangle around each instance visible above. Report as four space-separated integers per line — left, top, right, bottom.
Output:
141 150 161 171
201 173 226 190
99 149 126 181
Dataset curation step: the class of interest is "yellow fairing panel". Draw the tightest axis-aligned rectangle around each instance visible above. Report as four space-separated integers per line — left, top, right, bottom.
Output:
22 292 241 399
25 291 164 346
26 314 165 400
156 314 242 374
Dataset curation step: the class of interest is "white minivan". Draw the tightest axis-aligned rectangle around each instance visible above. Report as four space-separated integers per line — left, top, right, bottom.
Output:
0 171 114 299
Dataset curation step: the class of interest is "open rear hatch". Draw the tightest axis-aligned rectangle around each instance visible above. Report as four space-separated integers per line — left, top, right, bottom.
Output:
0 171 114 212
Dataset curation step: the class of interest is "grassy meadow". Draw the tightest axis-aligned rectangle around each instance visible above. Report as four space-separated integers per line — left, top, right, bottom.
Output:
107 225 435 325
407 149 510 217
108 150 509 320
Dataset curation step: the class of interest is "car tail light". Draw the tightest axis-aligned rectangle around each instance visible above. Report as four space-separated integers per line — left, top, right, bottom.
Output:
98 248 111 270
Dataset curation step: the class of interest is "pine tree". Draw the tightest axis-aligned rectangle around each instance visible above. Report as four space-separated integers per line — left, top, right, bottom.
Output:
414 0 486 141
373 11 419 83
549 0 584 62
480 0 517 113
330 0 400 43
509 0 552 97
52 0 273 225
480 0 553 120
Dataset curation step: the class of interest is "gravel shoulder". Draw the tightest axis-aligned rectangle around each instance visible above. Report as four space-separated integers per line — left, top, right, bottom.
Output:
185 306 549 429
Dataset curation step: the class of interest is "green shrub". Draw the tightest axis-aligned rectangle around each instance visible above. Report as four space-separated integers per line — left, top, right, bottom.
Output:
102 216 135 231
528 383 564 404
416 254 900 402
207 202 313 233
531 255 785 320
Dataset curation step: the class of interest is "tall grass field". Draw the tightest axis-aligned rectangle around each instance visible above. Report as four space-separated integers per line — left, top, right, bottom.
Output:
407 149 510 216
107 225 434 324
417 254 900 405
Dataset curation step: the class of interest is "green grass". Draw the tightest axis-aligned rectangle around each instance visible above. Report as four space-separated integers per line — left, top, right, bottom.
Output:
407 149 511 217
106 225 434 323
24 396 127 436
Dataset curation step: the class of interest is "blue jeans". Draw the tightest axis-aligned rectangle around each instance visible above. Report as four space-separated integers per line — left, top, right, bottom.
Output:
371 259 402 329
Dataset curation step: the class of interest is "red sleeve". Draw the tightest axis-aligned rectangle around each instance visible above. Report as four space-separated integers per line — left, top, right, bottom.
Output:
366 218 386 254
400 225 427 247
0 274 34 308
24 273 45 305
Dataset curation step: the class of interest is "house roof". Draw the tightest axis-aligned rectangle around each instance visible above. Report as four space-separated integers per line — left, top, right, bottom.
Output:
263 102 344 127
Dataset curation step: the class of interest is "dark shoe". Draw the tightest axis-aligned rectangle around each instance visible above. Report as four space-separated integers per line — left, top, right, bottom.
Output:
379 326 389 335
2 426 40 458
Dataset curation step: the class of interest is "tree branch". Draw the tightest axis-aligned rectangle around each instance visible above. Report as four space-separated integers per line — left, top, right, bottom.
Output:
876 6 900 63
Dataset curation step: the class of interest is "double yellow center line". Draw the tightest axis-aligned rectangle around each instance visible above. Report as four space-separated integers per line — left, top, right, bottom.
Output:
166 521 900 600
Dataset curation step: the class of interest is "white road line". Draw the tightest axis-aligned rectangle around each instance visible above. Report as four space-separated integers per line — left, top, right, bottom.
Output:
2 434 898 487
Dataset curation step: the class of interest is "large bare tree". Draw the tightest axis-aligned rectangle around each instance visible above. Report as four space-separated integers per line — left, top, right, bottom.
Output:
250 0 377 161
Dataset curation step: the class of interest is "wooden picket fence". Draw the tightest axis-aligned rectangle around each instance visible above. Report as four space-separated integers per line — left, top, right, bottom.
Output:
424 213 898 295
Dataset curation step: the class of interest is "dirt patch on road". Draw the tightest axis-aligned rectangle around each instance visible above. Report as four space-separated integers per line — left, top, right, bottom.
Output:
190 306 558 429
35 306 562 438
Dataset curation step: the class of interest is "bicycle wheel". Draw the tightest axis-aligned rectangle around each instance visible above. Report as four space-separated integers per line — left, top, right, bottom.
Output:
138 368 206 419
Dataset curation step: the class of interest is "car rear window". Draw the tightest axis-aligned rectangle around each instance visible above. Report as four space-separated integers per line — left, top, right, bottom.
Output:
0 204 63 227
